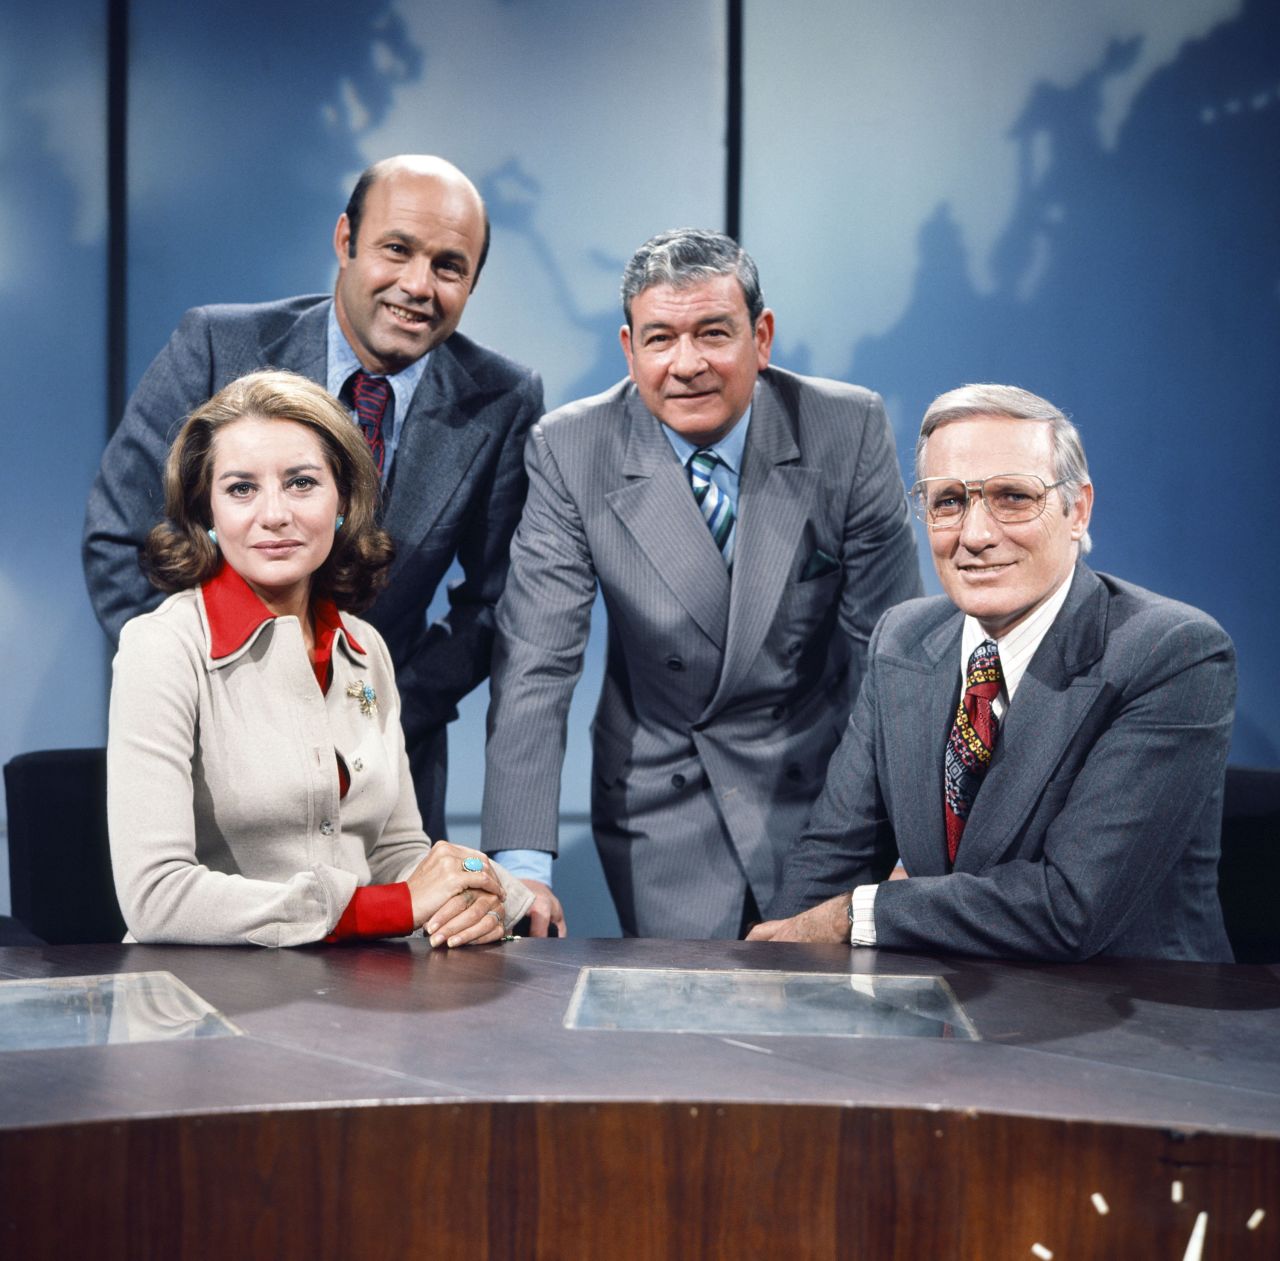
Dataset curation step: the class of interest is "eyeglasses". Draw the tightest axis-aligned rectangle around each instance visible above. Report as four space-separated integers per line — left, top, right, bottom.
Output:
910 474 1067 530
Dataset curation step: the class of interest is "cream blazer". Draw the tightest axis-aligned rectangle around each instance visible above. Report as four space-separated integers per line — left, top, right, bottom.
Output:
109 588 530 946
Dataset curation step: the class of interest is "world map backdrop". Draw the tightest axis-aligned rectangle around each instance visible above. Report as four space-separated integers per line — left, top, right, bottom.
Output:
3 0 1275 931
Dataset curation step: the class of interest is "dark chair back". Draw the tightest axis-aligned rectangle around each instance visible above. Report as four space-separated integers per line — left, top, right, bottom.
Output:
1218 765 1280 964
4 748 126 945
0 915 45 946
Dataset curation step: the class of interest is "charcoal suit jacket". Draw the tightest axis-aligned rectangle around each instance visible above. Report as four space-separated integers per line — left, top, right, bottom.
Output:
768 564 1236 962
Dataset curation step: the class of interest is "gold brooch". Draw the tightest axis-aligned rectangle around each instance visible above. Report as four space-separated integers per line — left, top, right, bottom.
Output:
346 680 378 717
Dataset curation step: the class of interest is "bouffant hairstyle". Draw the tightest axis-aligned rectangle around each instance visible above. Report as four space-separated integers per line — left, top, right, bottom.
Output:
143 370 394 611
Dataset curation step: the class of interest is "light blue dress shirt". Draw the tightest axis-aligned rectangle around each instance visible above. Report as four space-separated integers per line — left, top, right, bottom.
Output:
661 404 752 514
326 306 430 481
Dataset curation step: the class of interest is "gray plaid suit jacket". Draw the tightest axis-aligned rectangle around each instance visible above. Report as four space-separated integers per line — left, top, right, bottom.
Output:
83 295 543 837
482 367 922 937
768 563 1237 961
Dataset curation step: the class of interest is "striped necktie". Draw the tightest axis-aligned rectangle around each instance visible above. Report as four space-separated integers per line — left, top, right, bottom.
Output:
943 638 1003 864
351 371 391 474
687 449 736 566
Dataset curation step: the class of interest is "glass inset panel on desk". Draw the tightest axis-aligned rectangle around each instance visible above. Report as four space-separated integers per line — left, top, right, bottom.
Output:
0 971 243 1052
564 967 978 1040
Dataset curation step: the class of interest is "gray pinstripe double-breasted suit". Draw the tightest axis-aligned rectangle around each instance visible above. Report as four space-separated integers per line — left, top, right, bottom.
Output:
481 367 922 937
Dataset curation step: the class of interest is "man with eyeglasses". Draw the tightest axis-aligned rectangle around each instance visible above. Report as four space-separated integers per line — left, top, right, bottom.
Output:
750 383 1236 962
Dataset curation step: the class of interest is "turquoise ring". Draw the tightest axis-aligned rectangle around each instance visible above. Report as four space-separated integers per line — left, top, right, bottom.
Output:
462 856 485 872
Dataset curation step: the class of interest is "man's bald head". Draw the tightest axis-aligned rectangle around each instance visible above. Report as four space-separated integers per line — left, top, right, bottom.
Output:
343 155 491 285
332 155 490 373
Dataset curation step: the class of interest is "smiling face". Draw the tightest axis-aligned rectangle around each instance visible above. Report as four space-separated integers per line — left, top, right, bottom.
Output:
332 161 486 375
619 274 774 446
923 414 1092 638
209 415 342 619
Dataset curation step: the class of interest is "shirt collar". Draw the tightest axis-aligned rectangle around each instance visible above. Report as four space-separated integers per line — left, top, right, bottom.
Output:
960 569 1075 703
200 561 364 662
325 303 430 423
661 403 752 473
311 594 350 668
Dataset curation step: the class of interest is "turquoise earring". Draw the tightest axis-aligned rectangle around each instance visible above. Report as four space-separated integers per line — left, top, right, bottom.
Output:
207 528 217 543
336 514 345 530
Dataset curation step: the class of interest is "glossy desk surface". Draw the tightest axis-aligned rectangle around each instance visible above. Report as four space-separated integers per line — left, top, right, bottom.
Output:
2 937 1277 1137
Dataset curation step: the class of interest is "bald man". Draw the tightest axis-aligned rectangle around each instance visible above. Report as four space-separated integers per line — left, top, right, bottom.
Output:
85 155 544 846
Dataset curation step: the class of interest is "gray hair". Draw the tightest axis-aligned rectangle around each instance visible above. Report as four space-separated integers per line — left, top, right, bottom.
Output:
916 383 1092 554
621 228 764 327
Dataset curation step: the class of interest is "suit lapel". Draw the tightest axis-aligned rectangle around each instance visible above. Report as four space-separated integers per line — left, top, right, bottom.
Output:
707 376 819 713
380 339 488 544
882 614 961 876
260 300 329 384
956 566 1108 873
605 391 730 649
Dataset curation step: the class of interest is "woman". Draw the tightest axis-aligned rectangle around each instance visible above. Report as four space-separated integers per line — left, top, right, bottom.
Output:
108 370 531 947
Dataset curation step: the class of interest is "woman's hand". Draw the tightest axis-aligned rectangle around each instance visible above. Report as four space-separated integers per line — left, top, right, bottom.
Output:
405 842 506 948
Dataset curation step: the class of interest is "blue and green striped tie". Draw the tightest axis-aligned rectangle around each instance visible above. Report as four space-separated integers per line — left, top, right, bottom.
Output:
688 449 736 566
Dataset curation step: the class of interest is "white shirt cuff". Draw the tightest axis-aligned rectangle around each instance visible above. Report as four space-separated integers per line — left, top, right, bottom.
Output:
849 883 879 946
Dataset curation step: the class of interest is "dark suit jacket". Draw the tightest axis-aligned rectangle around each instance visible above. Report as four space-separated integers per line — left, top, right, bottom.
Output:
83 295 543 835
482 368 922 937
768 564 1237 962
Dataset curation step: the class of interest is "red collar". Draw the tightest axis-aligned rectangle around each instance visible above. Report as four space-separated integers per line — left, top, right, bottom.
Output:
201 562 365 660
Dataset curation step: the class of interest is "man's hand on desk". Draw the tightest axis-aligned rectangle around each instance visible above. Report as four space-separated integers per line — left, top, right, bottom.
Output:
746 893 849 944
521 879 567 937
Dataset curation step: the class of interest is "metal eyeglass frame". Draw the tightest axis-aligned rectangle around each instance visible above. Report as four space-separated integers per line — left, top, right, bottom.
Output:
910 474 1068 530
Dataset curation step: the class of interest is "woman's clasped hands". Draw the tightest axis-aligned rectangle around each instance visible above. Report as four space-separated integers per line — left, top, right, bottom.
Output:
407 841 507 949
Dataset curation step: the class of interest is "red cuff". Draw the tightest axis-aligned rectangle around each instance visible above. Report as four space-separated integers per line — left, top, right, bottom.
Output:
325 882 414 942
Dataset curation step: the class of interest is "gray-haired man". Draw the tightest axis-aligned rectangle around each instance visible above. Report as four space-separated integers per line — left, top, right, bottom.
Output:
482 229 921 938
751 384 1236 961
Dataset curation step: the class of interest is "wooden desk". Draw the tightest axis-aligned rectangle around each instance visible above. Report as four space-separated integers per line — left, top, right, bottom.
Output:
2 939 1277 1258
